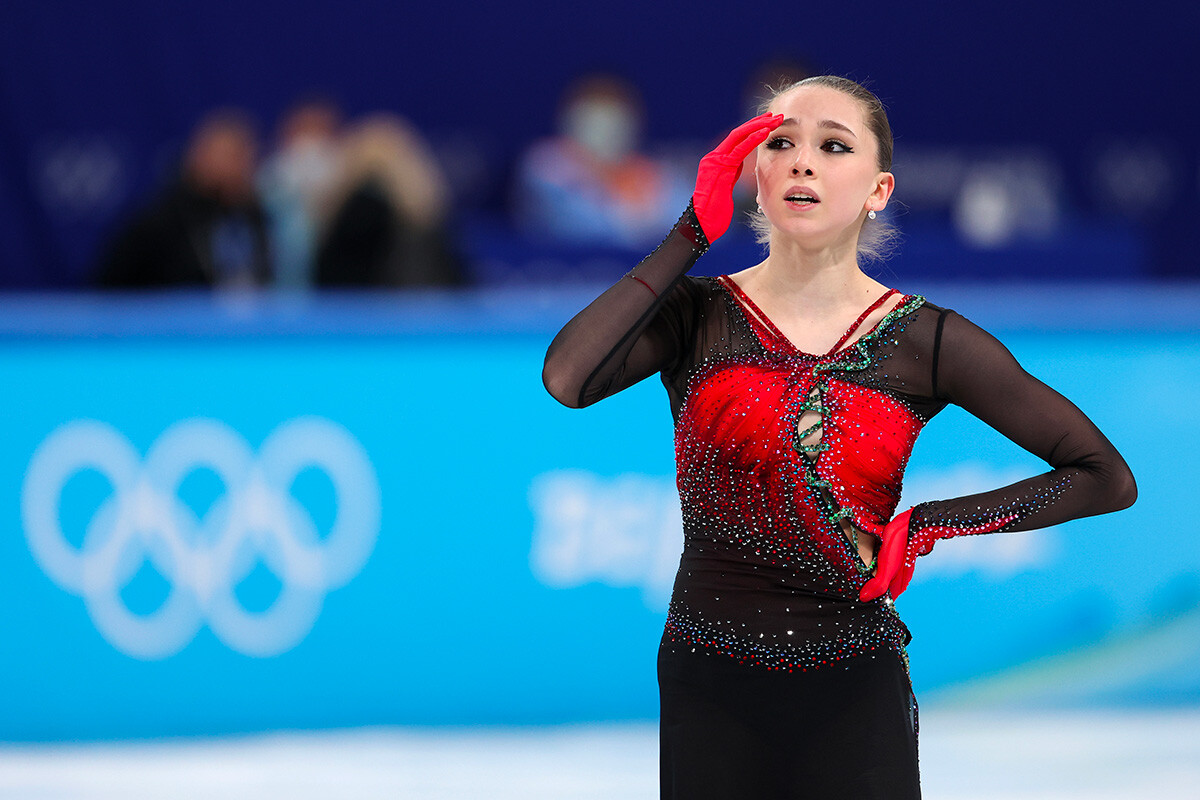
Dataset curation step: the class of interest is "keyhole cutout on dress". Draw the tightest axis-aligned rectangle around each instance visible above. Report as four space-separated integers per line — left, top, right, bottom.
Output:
796 385 824 457
797 386 877 568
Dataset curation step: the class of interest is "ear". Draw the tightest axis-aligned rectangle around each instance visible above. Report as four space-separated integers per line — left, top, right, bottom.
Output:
866 171 895 213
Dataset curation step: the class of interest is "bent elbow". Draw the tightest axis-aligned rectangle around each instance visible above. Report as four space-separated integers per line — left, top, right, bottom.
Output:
542 360 584 409
1110 464 1137 511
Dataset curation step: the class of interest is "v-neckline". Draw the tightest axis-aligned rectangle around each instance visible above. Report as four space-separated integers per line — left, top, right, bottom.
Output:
717 275 902 359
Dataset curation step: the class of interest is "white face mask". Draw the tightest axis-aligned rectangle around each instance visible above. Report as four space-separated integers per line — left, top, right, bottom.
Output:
563 100 638 163
281 139 338 196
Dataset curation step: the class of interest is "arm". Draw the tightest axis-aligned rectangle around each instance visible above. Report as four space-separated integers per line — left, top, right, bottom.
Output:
542 112 783 408
862 311 1137 600
541 204 708 408
911 311 1137 536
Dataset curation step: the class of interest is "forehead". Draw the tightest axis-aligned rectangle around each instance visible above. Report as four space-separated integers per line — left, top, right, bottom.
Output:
767 85 867 132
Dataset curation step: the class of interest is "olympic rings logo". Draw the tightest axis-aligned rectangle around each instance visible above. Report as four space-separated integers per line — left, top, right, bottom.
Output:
21 417 381 659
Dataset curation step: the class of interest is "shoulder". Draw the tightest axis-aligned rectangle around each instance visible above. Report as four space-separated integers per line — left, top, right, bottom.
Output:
655 275 731 331
873 293 950 344
894 298 1011 356
918 302 1009 350
922 303 1031 398
887 295 1013 347
656 275 757 376
861 296 972 377
666 274 727 307
905 295 1007 338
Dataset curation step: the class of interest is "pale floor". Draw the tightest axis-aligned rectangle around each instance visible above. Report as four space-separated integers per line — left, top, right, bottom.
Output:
1 709 1198 799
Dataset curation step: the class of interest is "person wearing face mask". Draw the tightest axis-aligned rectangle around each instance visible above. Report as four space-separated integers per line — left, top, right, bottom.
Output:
514 74 687 248
542 75 1136 798
257 98 343 290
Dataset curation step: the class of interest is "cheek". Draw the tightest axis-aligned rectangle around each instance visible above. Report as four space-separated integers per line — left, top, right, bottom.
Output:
754 153 777 185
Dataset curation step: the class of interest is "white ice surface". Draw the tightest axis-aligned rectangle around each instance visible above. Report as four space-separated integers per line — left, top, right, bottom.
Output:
1 709 1199 799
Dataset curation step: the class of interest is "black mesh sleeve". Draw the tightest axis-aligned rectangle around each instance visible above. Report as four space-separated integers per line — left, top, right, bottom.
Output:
542 203 709 408
908 311 1137 551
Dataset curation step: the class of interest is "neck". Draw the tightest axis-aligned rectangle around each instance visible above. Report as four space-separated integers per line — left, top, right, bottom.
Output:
752 233 885 316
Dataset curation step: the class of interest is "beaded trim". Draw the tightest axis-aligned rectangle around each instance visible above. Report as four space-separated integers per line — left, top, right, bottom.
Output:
714 280 928 570
663 598 914 682
624 202 711 295
803 295 926 548
813 294 928 376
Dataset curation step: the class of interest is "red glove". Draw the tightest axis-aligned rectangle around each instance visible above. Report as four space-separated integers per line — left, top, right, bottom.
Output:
859 509 916 602
859 506 1020 602
691 112 784 242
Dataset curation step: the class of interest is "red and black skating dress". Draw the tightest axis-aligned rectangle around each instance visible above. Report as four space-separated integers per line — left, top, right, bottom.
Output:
542 204 1135 799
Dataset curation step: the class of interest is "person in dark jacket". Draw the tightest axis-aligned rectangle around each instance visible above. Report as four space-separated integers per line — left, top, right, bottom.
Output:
315 115 464 288
98 109 271 289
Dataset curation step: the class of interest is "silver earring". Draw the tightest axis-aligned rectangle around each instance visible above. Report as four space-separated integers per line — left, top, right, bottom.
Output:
867 209 877 220
757 204 763 214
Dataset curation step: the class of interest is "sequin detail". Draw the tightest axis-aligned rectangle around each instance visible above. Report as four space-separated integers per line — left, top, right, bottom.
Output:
664 281 930 677
663 597 911 673
544 202 1135 697
906 471 1074 565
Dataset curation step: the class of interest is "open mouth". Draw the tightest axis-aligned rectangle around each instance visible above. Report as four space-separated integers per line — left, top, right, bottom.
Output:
784 186 820 206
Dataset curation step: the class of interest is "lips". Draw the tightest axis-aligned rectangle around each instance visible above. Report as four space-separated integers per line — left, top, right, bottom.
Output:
783 185 820 206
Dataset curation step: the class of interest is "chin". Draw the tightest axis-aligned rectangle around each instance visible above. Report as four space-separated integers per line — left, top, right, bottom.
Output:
769 219 828 241
770 214 860 244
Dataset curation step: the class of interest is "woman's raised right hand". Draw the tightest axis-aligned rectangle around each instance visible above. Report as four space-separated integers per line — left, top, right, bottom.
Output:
691 112 784 242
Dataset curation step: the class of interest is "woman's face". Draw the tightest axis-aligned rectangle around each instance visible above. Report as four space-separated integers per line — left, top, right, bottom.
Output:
756 85 893 249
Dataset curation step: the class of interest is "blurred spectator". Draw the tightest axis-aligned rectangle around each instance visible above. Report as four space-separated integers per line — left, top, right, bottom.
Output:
315 114 464 287
952 156 1064 247
258 98 343 290
97 109 271 289
513 74 686 248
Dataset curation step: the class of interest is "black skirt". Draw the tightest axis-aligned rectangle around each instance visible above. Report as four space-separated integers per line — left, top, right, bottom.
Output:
658 645 921 799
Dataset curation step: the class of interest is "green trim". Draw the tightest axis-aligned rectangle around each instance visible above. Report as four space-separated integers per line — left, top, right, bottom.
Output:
794 294 926 577
813 294 927 377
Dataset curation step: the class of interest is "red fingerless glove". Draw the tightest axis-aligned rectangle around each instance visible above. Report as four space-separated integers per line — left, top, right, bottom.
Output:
859 506 1018 602
691 112 783 242
859 508 915 602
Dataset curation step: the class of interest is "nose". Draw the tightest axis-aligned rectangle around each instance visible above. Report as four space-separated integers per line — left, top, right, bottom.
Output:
789 148 815 177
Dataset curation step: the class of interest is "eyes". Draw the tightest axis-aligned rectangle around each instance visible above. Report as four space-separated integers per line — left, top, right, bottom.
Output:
764 136 854 154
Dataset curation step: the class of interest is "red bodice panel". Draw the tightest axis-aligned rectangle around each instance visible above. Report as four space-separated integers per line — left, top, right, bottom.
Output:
542 204 1135 674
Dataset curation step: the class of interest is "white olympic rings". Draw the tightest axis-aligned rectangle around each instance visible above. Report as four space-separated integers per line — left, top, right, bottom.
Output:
21 417 381 659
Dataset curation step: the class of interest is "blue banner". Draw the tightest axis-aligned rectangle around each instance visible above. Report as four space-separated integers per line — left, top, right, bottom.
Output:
0 289 1195 740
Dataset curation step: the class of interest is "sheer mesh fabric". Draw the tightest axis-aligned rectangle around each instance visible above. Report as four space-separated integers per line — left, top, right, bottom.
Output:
545 204 1134 798
543 204 710 409
544 205 1135 567
545 204 1135 676
904 310 1136 550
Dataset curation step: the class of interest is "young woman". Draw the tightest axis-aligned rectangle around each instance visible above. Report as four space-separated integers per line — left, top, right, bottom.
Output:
542 75 1136 799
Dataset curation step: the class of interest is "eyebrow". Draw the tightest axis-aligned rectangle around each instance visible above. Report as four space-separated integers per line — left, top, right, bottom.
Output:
781 117 858 137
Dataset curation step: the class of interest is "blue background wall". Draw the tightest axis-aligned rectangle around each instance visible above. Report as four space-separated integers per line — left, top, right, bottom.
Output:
0 286 1195 740
1 0 1197 743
